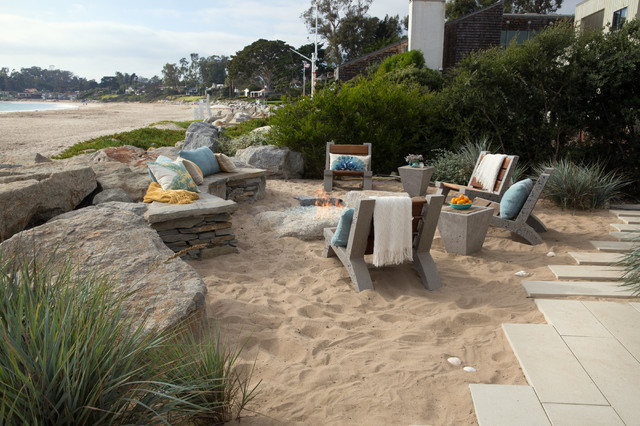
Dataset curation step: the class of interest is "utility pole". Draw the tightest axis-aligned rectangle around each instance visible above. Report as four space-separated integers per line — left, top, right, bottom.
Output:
311 0 318 97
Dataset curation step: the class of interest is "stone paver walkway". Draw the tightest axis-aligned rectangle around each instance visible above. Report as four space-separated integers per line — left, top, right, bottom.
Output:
471 209 640 425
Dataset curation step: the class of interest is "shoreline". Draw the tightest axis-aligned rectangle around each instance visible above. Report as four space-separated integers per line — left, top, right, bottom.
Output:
0 102 194 163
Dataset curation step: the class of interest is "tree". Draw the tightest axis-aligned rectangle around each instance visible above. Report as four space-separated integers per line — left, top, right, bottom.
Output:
227 39 296 93
162 63 180 88
445 0 493 20
302 0 373 66
505 0 563 13
199 55 228 88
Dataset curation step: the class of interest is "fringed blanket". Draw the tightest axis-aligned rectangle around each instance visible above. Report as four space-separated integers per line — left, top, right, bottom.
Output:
143 182 200 204
475 154 506 191
372 196 413 267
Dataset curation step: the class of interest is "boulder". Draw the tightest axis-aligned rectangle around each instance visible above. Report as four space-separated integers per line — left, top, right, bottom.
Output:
0 203 207 334
230 112 252 124
251 125 272 134
0 163 97 241
235 145 304 179
90 162 150 202
92 188 132 204
182 121 218 152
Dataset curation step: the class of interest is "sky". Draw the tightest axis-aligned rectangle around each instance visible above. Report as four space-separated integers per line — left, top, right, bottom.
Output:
1 0 580 82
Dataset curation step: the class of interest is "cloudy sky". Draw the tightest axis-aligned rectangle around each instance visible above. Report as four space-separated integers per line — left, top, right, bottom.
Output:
1 0 579 81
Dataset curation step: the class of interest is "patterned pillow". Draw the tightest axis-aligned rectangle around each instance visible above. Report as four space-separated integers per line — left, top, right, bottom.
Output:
178 158 204 185
178 147 220 176
329 154 370 172
147 160 199 192
215 153 237 172
148 155 173 183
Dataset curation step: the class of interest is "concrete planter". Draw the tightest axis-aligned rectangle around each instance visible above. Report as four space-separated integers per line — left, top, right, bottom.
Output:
437 205 494 255
398 165 434 197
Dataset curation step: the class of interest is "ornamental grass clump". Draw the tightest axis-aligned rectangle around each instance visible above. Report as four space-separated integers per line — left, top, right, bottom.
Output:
535 160 628 210
0 248 258 425
617 231 640 297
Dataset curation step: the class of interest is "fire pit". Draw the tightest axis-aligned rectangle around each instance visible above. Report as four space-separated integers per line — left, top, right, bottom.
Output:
295 194 343 208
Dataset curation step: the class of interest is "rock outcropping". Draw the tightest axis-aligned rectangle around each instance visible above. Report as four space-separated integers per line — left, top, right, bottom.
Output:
0 163 97 241
235 145 304 179
0 203 207 334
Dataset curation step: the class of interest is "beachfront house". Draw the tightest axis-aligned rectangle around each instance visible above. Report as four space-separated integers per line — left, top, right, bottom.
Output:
575 0 639 32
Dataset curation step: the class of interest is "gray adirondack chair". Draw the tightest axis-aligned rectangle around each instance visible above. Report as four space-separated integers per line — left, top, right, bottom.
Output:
474 167 554 245
435 151 519 202
324 142 373 192
323 194 445 292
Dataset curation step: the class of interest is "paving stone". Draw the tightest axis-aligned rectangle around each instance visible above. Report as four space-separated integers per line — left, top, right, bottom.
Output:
568 251 623 265
610 231 639 241
542 403 624 426
522 280 634 298
469 384 550 426
502 323 607 405
591 240 638 252
619 216 640 224
534 299 610 337
564 335 640 426
583 301 640 361
610 209 640 217
610 223 640 232
548 264 624 281
632 302 640 314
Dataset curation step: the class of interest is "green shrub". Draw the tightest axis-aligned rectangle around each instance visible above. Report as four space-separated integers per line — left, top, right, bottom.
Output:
617 231 640 296
218 131 271 157
429 138 493 184
270 75 442 177
376 50 426 74
535 160 629 210
224 118 270 138
0 248 258 424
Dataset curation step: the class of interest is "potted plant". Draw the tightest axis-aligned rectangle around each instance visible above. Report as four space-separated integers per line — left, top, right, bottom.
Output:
405 154 424 168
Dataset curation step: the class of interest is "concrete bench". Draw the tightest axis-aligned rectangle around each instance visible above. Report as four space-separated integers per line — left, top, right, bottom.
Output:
144 167 267 259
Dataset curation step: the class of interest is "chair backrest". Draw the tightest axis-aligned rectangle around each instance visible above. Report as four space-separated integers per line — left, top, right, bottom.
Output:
325 142 372 172
514 167 554 223
468 151 518 195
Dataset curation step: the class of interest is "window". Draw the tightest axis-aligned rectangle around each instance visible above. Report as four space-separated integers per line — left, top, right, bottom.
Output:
612 7 627 30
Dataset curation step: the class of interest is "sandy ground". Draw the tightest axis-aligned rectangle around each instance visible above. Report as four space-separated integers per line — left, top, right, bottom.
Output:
187 178 618 425
1 103 623 423
0 102 193 163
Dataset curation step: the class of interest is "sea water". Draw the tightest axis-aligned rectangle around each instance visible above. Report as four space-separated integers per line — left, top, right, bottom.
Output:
0 101 79 113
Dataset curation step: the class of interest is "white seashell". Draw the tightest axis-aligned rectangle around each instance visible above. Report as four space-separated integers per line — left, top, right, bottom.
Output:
463 366 477 372
515 270 530 277
547 251 556 257
447 356 462 366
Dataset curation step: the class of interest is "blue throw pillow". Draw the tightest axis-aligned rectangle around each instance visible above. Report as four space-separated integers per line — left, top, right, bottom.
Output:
148 155 173 183
178 147 220 176
331 208 355 247
500 179 533 219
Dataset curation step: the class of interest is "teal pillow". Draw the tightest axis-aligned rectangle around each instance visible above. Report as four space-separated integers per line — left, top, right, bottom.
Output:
331 208 355 247
178 147 220 176
500 179 533 219
148 155 173 183
329 154 370 172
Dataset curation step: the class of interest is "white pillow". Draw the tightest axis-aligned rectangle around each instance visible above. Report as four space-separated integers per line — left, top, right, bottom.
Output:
178 158 204 185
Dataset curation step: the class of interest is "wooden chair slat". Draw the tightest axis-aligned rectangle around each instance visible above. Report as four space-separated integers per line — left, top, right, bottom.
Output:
330 145 370 155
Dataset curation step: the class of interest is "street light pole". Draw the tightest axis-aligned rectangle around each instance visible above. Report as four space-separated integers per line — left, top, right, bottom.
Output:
311 0 318 97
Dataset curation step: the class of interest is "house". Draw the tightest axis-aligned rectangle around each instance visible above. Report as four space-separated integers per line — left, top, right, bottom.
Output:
575 0 638 32
335 39 408 82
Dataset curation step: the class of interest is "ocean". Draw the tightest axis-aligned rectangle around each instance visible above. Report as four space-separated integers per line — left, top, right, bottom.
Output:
0 101 79 113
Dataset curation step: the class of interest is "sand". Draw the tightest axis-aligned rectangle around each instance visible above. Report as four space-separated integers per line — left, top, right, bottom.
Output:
187 179 618 425
1 103 621 424
0 102 193 163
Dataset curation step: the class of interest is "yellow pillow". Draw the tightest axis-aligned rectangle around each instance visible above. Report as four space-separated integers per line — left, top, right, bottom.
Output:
215 153 237 172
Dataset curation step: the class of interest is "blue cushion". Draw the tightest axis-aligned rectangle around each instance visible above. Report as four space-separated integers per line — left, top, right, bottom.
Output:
178 147 220 176
500 179 533 219
148 155 173 183
331 208 355 247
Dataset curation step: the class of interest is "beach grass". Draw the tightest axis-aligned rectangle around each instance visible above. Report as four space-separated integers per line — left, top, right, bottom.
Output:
52 127 186 159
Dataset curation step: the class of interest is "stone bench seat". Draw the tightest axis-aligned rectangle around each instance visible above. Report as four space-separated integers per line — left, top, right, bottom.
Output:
199 167 267 203
143 167 267 260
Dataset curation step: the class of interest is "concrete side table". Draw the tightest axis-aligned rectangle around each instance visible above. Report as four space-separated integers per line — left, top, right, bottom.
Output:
398 166 435 197
437 205 494 255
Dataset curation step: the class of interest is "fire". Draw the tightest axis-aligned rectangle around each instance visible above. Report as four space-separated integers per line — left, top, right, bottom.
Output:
313 189 343 218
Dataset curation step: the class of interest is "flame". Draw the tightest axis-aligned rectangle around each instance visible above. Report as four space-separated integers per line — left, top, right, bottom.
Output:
313 189 342 218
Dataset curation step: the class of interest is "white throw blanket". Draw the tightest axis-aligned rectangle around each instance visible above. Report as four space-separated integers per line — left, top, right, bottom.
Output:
474 154 506 191
372 196 413 267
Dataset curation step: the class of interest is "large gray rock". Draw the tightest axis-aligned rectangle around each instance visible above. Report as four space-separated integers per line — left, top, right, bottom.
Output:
90 162 150 202
92 188 132 204
255 206 343 240
183 121 218 152
235 145 304 179
0 204 207 334
0 163 97 241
